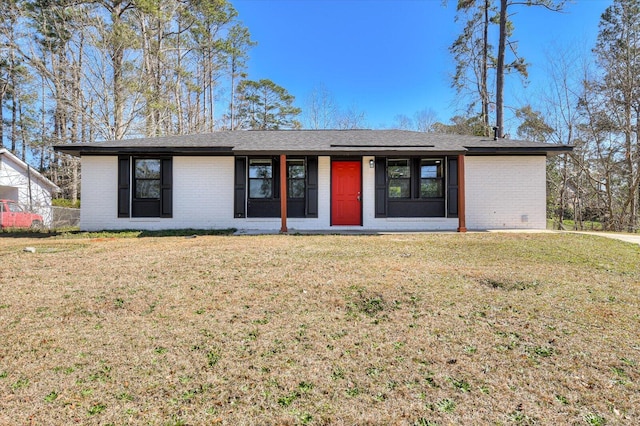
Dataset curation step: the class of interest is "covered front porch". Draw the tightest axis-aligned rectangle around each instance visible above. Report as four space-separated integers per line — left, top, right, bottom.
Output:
269 154 467 233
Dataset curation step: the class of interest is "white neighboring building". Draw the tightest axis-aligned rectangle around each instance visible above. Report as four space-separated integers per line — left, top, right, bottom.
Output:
55 130 571 232
0 149 59 226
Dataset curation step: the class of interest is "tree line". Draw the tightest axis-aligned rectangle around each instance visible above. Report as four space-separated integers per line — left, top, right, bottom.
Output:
0 0 301 200
443 0 639 232
547 0 640 232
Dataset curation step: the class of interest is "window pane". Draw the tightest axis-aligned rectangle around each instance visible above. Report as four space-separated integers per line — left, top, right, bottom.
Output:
8 202 23 212
421 179 443 198
289 179 305 198
249 179 272 198
421 165 437 178
420 160 442 178
249 160 272 178
288 160 305 179
135 159 161 179
388 159 410 179
136 180 161 199
389 178 410 198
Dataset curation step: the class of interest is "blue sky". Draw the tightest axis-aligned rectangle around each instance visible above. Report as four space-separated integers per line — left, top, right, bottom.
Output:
231 0 612 132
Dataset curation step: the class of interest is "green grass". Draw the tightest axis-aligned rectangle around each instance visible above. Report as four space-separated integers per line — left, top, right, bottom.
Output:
0 232 638 424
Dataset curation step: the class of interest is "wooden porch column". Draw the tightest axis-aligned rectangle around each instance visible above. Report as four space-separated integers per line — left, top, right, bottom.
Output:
457 154 467 233
280 154 288 233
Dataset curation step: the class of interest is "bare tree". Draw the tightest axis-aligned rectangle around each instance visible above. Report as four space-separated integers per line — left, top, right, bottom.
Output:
414 108 438 132
590 0 640 231
391 114 413 130
450 0 494 136
336 104 367 130
538 43 591 229
303 83 339 129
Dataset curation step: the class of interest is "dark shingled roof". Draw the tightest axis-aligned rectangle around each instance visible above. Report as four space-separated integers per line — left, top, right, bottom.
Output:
54 129 572 156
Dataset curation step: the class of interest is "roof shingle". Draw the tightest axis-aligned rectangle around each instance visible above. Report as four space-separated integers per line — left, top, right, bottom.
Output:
54 129 572 156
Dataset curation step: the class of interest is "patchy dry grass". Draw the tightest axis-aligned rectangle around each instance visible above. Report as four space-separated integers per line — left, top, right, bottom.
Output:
0 232 639 425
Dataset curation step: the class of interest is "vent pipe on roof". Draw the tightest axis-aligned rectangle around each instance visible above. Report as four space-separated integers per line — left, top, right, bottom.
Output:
493 126 499 141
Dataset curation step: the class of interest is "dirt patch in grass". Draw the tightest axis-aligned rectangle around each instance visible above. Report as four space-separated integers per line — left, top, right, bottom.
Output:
0 233 638 425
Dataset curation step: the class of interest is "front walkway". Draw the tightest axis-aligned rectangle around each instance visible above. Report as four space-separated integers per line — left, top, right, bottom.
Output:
488 228 640 246
568 231 640 246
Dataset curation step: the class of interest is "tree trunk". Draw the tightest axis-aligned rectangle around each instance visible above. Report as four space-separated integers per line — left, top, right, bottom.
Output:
69 47 81 203
19 101 27 161
558 154 568 229
207 46 214 132
0 94 4 150
175 19 184 135
496 0 507 139
624 99 634 231
111 6 126 140
481 0 490 136
230 61 236 130
10 47 17 153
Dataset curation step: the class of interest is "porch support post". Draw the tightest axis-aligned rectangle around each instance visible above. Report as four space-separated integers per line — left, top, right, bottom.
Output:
457 154 467 233
280 154 288 233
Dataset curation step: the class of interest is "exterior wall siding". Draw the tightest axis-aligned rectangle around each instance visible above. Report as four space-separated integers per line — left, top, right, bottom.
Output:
1 152 56 225
465 155 547 230
173 157 235 229
80 154 547 232
81 156 237 231
81 156 119 230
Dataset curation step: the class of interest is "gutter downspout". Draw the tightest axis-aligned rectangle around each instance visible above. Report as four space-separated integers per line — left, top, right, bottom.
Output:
280 154 288 233
457 154 467 232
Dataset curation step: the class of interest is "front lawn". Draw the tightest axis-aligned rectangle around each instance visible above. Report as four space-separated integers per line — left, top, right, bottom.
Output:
0 233 638 425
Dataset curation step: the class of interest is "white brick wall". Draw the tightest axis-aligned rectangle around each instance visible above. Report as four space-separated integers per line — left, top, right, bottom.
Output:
80 154 547 232
465 155 547 230
172 157 236 229
80 156 237 231
80 156 118 230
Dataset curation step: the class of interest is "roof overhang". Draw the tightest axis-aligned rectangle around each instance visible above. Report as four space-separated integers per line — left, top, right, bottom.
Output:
55 146 235 157
464 145 573 156
233 149 466 156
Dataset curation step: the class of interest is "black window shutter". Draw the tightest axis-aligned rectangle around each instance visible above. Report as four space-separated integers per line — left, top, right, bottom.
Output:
234 157 246 218
160 158 173 218
273 156 280 200
412 158 420 199
305 156 318 217
447 157 458 217
118 156 130 218
375 157 387 217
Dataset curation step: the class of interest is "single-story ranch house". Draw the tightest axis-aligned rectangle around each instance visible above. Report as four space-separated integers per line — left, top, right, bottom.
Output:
55 130 571 232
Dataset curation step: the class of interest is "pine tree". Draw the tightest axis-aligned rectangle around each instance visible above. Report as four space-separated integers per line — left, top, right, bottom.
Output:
234 79 301 130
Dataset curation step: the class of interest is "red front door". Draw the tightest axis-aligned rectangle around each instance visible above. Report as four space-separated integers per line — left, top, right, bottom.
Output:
331 160 362 226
